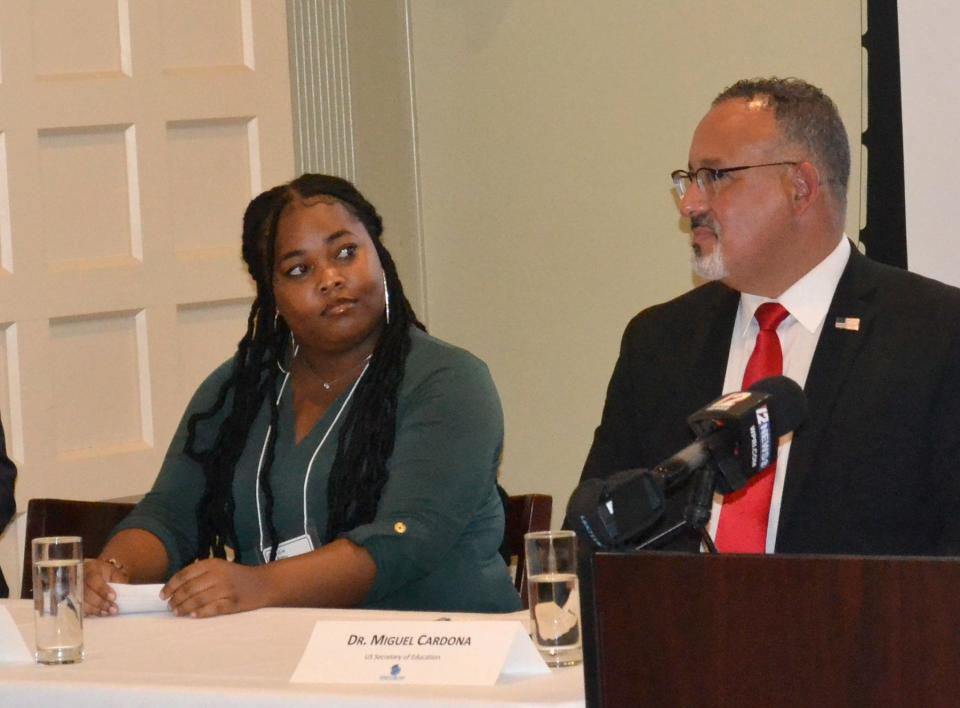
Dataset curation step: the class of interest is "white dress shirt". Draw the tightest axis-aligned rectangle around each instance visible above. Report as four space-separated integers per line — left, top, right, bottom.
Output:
706 237 852 552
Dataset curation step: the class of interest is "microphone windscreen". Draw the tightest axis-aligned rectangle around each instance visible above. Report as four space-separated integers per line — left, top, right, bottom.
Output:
565 469 665 548
565 477 614 548
566 477 605 527
748 375 808 436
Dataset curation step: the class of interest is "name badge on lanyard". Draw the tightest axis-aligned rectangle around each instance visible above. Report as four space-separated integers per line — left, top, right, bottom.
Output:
262 533 315 562
257 361 370 565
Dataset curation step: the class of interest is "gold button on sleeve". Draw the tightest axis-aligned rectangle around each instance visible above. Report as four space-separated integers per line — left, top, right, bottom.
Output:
394 521 407 534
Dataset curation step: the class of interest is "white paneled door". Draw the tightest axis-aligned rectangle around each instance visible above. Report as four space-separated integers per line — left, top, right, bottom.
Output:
0 0 294 511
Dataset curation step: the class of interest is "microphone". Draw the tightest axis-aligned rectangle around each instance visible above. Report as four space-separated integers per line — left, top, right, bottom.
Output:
682 375 807 536
684 375 807 494
565 468 668 549
566 376 807 549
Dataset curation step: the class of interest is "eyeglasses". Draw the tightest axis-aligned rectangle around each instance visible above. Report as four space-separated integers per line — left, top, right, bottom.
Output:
670 161 799 198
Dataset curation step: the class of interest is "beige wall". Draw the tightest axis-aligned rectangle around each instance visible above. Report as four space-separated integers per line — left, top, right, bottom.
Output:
396 1 863 521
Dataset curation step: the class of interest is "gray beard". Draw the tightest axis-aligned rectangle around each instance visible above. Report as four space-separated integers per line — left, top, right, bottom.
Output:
691 240 728 281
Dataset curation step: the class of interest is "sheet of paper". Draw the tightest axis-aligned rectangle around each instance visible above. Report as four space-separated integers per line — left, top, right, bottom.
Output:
108 583 170 615
0 606 33 663
289 620 548 686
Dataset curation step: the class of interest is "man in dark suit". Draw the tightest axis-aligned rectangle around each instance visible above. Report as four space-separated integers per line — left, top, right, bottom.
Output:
579 77 960 555
0 414 16 597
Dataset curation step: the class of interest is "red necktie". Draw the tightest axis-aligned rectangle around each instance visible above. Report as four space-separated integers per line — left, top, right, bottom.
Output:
714 302 790 553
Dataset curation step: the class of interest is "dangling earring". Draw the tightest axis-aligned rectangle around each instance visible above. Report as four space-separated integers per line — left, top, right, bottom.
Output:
277 333 298 374
383 272 391 325
274 313 298 374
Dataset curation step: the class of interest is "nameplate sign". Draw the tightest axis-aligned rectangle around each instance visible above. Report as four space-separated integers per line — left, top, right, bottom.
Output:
290 620 549 685
0 606 33 664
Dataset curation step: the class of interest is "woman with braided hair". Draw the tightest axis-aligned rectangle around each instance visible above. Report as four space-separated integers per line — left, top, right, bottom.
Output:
83 174 520 617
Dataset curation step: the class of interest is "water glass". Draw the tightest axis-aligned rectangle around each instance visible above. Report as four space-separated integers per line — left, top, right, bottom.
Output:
524 530 582 667
32 536 84 664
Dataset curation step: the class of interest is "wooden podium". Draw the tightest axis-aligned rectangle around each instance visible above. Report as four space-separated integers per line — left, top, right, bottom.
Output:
581 551 960 708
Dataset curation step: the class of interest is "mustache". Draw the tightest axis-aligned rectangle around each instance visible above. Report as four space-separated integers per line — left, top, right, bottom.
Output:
690 215 718 232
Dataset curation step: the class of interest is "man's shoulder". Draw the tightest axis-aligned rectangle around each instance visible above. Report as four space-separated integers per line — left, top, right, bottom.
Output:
624 281 738 336
848 250 960 311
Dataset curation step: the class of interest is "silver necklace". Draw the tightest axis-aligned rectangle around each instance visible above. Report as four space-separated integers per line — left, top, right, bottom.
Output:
307 353 373 390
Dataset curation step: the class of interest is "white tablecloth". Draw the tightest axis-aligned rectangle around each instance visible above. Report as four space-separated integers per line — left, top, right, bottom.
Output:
0 600 585 708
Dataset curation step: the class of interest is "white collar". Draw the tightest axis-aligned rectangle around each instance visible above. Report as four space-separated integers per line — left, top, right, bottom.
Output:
737 237 851 336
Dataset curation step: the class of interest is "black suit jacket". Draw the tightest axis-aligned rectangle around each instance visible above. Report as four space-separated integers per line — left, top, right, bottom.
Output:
0 415 16 597
580 248 960 555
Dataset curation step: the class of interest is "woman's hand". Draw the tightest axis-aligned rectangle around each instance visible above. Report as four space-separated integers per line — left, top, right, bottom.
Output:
161 559 267 618
159 540 374 618
83 558 129 617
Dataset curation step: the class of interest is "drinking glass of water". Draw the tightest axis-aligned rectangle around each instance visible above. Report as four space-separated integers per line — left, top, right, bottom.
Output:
32 536 83 664
524 530 582 667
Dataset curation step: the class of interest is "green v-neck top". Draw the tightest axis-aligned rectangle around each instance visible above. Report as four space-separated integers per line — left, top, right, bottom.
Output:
114 327 521 613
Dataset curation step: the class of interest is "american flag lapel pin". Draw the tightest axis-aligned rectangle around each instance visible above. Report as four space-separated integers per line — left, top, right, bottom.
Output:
834 316 860 332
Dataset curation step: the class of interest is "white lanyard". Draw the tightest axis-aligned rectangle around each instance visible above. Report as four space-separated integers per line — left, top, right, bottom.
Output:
254 362 370 561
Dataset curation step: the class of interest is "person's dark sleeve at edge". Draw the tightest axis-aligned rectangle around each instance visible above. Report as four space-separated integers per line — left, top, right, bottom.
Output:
0 414 17 598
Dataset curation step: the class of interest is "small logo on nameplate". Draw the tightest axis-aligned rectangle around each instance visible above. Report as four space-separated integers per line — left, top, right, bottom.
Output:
380 664 405 681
